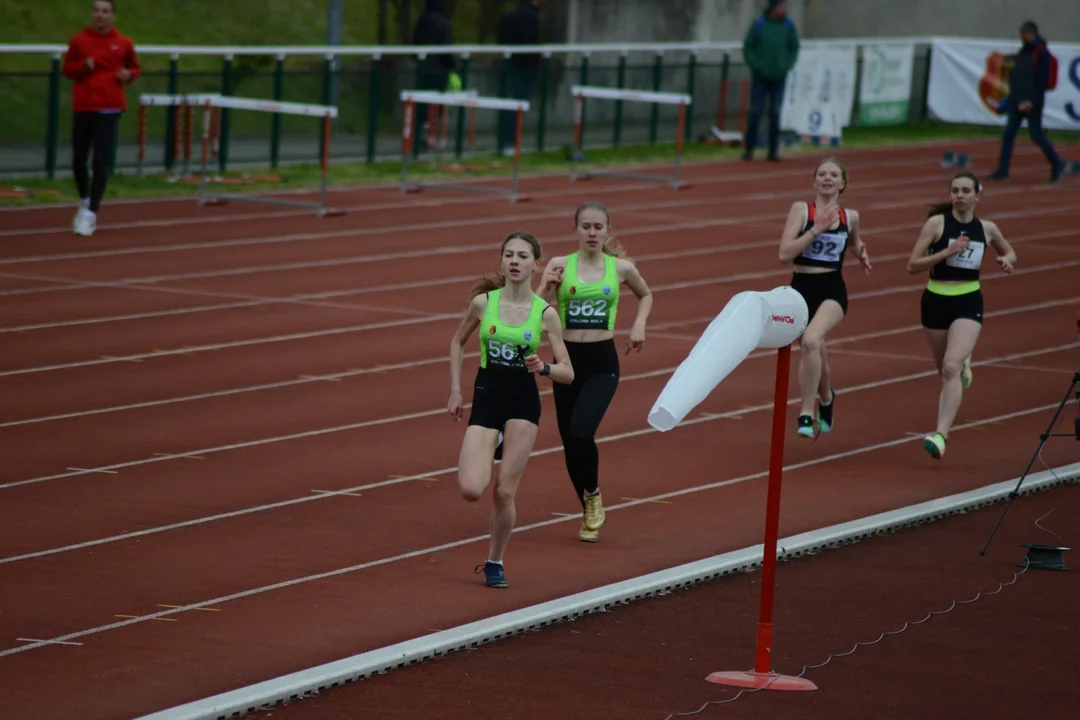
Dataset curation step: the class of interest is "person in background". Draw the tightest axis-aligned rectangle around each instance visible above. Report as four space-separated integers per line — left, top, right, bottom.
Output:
496 0 546 154
740 0 799 162
412 0 461 153
62 0 140 237
988 21 1067 184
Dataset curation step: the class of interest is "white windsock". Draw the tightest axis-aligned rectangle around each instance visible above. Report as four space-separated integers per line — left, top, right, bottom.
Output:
647 286 809 432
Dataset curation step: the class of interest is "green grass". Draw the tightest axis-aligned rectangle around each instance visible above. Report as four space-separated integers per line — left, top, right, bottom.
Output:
6 120 1073 207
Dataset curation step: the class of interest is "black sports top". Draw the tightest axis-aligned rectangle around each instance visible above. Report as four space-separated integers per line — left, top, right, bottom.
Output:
927 212 987 282
793 202 849 270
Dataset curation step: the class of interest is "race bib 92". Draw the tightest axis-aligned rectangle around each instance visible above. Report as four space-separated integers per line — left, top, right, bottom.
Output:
802 232 847 263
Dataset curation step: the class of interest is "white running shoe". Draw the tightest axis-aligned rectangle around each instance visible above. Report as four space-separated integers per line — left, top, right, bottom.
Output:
74 209 96 237
72 199 90 233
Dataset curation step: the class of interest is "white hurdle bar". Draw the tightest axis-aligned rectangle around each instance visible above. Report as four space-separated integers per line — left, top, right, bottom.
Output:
400 90 531 203
137 93 344 218
570 84 692 190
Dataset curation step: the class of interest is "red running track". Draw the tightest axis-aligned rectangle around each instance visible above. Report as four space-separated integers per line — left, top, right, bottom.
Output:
0 138 1078 720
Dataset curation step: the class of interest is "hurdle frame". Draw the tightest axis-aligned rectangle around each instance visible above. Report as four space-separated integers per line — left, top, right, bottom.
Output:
570 85 692 190
400 90 531 203
137 93 343 218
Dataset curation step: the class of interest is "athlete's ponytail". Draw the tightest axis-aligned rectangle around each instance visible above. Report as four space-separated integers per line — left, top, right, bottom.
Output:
574 201 631 260
469 231 543 299
927 171 981 218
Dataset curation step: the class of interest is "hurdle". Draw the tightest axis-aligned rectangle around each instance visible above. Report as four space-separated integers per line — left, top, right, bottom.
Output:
400 90 531 203
570 85 692 190
137 93 344 218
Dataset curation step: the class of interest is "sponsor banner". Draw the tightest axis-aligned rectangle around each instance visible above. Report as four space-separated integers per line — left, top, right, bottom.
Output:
781 44 857 138
927 38 1080 131
858 43 915 126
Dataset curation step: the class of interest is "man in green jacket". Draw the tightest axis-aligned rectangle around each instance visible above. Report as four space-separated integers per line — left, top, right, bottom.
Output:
741 0 799 161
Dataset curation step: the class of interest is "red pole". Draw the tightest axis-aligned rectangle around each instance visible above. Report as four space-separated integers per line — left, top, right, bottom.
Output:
754 343 790 673
705 343 817 692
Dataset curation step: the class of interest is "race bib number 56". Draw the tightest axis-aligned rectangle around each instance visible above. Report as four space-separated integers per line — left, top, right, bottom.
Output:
488 339 524 365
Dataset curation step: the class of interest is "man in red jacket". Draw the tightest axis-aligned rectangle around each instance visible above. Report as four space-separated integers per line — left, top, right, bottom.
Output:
62 0 140 236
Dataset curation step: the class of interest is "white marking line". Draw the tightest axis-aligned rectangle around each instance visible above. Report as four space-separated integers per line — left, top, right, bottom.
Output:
827 348 931 362
1 398 1069 659
65 467 119 475
982 361 1077 375
0 312 462 379
1 229 1075 381
0 289 1072 475
2 193 1074 304
298 375 342 382
0 150 1008 244
15 638 83 647
2 342 1073 564
311 489 363 498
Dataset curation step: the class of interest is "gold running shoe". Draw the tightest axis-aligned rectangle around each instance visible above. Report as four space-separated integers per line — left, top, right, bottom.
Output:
961 355 973 390
583 490 606 531
579 520 599 543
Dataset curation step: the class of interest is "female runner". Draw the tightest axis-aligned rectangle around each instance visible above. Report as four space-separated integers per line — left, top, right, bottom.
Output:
448 231 574 588
539 202 653 543
906 171 1016 460
778 158 872 439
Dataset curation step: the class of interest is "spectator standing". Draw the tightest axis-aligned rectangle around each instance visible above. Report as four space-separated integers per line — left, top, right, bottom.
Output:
496 0 546 153
740 0 799 162
62 0 140 237
988 21 1067 184
412 0 460 152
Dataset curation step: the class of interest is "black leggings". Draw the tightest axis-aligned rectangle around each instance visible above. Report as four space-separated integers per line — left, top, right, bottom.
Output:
72 111 119 213
552 339 620 506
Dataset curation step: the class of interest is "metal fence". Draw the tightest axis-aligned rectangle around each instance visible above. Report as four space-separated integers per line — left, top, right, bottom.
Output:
0 39 934 177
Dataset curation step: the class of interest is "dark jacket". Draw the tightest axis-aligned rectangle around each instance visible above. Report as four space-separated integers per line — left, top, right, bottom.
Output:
742 13 800 83
412 0 455 71
497 0 542 68
1007 38 1052 107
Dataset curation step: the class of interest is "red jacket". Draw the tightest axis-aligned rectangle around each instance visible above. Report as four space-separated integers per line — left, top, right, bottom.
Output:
62 27 141 113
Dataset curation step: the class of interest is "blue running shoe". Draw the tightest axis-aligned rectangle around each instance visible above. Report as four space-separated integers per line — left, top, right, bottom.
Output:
475 561 508 588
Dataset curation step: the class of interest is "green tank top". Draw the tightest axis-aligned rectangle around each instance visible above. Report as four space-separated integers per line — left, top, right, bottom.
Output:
556 252 620 331
479 288 548 370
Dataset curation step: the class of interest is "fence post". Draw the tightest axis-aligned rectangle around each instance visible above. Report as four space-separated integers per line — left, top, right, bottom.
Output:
454 54 470 158
536 52 551 153
45 53 61 180
164 54 179 171
578 53 590 149
270 54 284 169
613 49 627 147
217 55 234 173
320 54 334 164
366 54 381 164
649 51 663 144
685 50 698 141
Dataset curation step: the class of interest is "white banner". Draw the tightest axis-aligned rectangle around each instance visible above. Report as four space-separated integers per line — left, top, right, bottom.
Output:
780 45 857 139
927 38 1080 131
858 43 915 126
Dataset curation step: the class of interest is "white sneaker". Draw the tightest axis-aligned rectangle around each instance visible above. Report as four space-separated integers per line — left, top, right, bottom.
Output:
74 209 96 237
72 199 89 233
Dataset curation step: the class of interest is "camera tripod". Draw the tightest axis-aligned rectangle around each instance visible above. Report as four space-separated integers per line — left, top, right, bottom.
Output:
979 314 1080 557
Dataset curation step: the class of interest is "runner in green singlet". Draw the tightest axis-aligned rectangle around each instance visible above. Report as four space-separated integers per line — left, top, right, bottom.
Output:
538 202 654 543
448 231 574 588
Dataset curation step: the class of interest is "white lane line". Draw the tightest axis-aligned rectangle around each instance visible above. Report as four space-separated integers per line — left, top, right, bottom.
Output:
1 227 1076 381
0 397 1068 658
15 638 84 646
0 288 1074 441
3 195 1075 301
0 149 1013 244
1 342 1072 563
